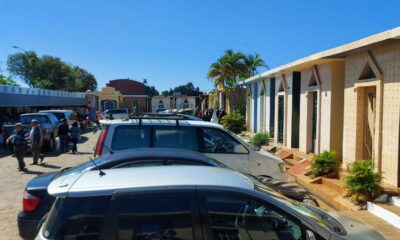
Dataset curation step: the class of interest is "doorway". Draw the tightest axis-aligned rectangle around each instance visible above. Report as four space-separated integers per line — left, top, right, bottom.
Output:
277 95 284 144
260 90 265 132
363 87 376 160
309 91 318 153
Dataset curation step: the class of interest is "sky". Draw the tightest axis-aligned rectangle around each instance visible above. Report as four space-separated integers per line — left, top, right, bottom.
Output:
0 0 399 92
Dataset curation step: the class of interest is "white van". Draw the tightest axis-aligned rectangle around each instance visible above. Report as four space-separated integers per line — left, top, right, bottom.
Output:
94 118 287 180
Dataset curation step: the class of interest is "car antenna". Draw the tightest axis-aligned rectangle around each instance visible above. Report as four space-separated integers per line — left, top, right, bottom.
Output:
89 157 106 176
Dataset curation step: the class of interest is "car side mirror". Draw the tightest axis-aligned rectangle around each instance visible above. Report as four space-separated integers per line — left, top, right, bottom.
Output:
306 230 316 240
234 144 248 154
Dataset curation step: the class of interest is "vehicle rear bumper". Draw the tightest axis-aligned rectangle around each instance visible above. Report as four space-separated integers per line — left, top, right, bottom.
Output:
18 212 39 240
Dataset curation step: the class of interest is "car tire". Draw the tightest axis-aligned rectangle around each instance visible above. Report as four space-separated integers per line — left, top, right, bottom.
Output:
44 134 55 152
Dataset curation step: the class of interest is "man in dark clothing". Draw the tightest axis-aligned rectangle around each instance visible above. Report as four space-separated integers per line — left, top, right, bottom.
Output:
218 109 227 123
58 119 69 153
7 123 29 171
30 119 45 165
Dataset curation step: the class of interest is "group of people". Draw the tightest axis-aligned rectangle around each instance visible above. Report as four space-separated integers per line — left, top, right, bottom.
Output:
57 119 81 154
197 108 227 123
6 120 45 171
6 118 81 172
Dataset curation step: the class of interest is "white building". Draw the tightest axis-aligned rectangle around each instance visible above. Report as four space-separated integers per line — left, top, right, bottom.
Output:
151 95 197 113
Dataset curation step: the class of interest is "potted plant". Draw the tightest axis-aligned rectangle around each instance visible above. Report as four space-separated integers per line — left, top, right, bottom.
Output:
345 160 382 203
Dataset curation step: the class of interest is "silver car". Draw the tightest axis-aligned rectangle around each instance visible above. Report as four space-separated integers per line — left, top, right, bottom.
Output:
37 166 385 240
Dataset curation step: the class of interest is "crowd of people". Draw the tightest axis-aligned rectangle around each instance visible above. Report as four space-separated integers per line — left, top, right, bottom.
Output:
5 118 81 172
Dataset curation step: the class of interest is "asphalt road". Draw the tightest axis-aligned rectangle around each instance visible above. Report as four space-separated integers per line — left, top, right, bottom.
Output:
0 129 99 240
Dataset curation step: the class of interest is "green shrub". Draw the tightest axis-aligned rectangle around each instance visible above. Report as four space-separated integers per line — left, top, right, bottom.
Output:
220 112 246 134
309 151 339 178
345 160 382 203
249 132 269 148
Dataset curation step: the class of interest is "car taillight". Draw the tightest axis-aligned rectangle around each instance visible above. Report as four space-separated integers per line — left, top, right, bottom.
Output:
23 191 40 212
95 126 108 156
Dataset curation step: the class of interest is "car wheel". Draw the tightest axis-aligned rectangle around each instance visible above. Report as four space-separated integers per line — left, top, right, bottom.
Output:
44 134 55 152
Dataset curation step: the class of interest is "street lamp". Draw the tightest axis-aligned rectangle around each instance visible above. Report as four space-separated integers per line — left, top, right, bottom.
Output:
12 45 28 53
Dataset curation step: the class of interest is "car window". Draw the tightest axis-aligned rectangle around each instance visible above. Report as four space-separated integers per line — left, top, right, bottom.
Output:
20 115 50 124
49 112 65 121
203 191 303 240
202 128 247 154
112 193 194 240
109 109 127 114
42 195 111 239
111 126 151 150
153 127 198 151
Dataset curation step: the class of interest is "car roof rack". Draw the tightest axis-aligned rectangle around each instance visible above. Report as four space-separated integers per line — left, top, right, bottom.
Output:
130 114 186 126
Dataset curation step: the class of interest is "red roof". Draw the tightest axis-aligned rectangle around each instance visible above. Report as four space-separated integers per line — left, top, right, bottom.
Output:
107 79 146 95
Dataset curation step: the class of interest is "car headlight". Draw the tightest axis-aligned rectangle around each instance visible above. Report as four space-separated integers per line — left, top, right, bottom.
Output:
278 163 286 173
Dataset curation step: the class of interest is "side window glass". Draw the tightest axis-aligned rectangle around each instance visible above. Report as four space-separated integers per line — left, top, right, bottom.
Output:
42 196 111 240
202 128 246 154
204 191 303 240
111 126 150 150
114 193 194 240
153 127 198 151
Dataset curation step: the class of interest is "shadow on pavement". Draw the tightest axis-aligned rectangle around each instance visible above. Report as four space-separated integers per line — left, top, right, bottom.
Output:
22 169 44 175
39 163 61 169
78 136 89 144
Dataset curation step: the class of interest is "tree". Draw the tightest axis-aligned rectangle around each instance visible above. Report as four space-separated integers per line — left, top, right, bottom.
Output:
207 50 268 89
145 85 159 97
243 53 268 78
142 79 159 97
161 82 202 96
0 74 18 86
7 51 97 91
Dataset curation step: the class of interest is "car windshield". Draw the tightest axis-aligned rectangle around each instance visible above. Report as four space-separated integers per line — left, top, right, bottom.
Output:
57 158 102 177
20 115 49 124
45 112 65 120
225 129 259 151
254 181 346 235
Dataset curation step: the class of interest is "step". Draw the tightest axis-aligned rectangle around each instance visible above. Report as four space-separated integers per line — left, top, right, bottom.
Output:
367 202 400 229
283 158 300 167
321 178 346 195
389 196 400 208
275 149 293 160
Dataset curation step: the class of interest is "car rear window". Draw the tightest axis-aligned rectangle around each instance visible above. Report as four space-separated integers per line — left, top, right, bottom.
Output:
153 127 198 151
42 195 111 239
113 193 194 240
111 126 151 150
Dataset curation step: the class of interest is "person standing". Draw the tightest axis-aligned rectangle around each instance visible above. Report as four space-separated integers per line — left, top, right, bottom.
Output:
218 109 227 123
69 121 81 154
7 123 29 171
30 119 45 165
58 119 69 153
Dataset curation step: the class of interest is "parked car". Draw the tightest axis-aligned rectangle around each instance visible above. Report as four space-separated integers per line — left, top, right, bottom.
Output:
102 108 129 120
94 117 287 181
39 110 74 125
37 166 386 240
3 113 59 151
18 148 224 240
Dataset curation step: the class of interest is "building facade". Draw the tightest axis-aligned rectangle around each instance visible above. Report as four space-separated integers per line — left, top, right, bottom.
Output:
151 95 197 113
106 79 149 112
244 27 400 186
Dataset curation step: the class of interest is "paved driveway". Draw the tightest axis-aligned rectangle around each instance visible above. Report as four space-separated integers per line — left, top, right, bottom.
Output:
0 130 99 240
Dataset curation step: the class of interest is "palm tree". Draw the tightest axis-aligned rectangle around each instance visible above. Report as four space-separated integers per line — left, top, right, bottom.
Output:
207 61 228 89
243 53 268 77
